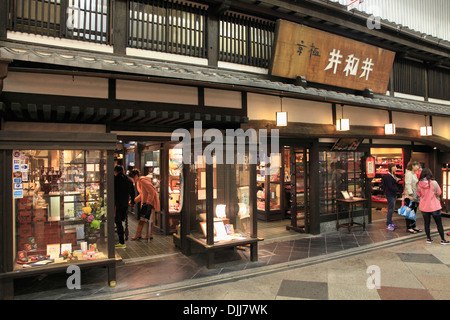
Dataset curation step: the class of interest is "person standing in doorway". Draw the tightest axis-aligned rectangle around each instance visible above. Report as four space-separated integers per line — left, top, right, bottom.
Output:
416 168 449 245
403 160 422 234
129 169 160 241
383 163 400 231
114 166 135 249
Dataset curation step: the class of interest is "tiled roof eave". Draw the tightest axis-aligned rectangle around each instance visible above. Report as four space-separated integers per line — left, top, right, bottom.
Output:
1 41 449 117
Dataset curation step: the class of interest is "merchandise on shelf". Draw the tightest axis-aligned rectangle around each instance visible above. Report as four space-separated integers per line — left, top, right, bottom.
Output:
13 149 108 270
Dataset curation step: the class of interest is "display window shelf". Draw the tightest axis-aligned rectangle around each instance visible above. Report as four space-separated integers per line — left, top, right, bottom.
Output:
12 149 109 270
181 144 259 268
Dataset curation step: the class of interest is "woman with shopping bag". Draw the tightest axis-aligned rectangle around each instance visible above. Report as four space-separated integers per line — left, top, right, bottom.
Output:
416 168 449 245
403 160 422 234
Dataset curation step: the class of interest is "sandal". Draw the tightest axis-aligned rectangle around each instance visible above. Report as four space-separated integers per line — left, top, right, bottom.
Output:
407 229 417 234
413 228 423 233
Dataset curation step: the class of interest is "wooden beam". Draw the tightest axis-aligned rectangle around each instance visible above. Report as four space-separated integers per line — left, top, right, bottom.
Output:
69 106 81 121
106 108 121 122
117 109 133 122
81 107 95 121
11 103 23 119
128 110 146 123
92 107 107 122
42 104 51 121
137 110 157 124
27 104 38 120
169 112 191 125
56 106 66 121
157 111 181 125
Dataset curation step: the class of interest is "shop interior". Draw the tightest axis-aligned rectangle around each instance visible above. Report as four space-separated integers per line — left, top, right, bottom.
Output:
13 149 110 269
114 140 311 262
113 137 444 262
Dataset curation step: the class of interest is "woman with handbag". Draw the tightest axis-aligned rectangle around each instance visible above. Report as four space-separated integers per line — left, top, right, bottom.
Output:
403 160 422 234
416 168 449 245
129 169 160 241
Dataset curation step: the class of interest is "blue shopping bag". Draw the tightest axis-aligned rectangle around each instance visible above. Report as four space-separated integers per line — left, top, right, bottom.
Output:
397 204 416 221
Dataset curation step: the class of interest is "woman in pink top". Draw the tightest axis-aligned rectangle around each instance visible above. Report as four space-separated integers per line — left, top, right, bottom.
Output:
416 168 448 245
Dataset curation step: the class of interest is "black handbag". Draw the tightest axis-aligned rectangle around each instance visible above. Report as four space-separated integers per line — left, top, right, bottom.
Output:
141 203 154 220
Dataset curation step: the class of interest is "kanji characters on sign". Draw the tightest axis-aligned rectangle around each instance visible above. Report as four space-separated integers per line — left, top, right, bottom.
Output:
297 41 321 58
324 49 375 80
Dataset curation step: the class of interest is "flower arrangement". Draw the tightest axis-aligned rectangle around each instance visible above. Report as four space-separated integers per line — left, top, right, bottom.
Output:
62 250 73 260
80 198 105 235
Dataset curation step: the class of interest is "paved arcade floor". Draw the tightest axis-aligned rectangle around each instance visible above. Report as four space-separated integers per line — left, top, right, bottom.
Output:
12 211 450 300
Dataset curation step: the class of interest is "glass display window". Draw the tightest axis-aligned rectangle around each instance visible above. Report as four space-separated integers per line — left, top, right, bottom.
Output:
443 167 449 213
256 151 281 215
169 147 183 214
319 151 365 215
191 152 254 245
12 149 108 269
370 148 404 204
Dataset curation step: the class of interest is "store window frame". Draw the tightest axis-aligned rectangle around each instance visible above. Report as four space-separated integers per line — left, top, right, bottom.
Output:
178 140 259 269
318 145 370 223
12 149 110 271
0 131 117 298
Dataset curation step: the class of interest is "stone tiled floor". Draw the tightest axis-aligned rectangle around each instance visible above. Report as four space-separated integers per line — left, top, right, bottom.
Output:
116 211 306 262
13 211 450 300
148 235 450 301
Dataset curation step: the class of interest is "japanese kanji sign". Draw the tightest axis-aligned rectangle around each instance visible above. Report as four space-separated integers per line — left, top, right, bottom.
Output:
269 20 395 94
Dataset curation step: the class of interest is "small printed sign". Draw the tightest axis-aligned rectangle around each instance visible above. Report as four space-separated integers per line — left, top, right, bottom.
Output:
13 190 23 199
14 183 23 190
13 172 22 178
13 178 22 184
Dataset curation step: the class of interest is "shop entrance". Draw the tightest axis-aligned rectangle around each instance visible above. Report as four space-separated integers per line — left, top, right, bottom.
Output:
286 147 309 233
114 138 183 262
256 144 311 240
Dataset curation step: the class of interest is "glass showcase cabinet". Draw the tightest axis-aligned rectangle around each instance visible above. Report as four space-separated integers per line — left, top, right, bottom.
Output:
319 151 365 216
0 132 118 299
13 149 109 269
256 151 282 221
179 147 259 269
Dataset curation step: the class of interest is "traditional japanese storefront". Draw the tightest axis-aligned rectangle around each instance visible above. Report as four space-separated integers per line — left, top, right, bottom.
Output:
0 0 449 298
0 126 119 300
243 19 450 234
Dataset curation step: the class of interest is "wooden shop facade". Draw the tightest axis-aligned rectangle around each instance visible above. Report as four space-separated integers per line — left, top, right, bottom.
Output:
0 0 449 299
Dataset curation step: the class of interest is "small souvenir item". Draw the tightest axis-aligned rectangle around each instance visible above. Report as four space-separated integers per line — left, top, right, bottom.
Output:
46 244 60 260
18 251 26 260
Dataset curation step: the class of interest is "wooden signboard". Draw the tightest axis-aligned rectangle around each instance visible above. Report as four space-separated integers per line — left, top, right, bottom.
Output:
269 20 396 94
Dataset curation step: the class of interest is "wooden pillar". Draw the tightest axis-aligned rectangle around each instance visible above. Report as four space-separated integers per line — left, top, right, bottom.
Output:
0 59 11 95
207 1 230 67
107 150 115 259
309 140 321 235
207 9 219 67
0 0 7 40
206 163 214 246
180 163 191 254
113 0 128 54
